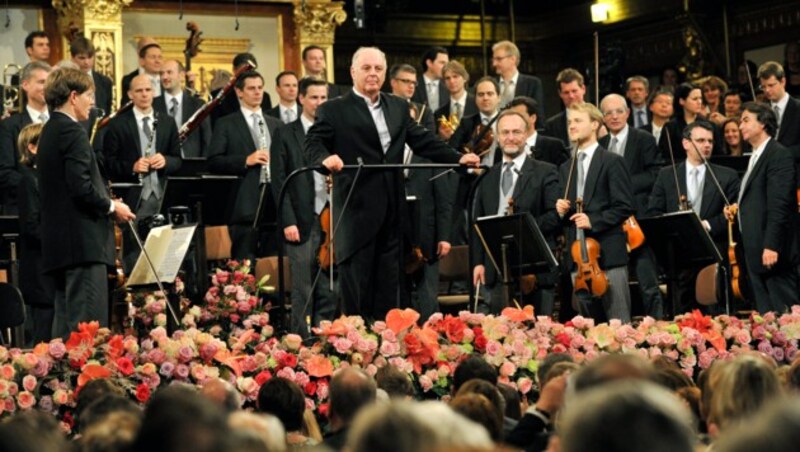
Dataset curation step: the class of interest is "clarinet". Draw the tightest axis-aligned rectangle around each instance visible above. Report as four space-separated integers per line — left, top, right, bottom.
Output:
257 119 270 185
140 118 158 183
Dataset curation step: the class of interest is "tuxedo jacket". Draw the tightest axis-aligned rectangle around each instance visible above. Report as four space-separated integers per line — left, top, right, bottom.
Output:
209 87 272 127
501 73 546 127
102 109 182 186
208 109 282 224
17 165 52 306
776 95 800 186
327 83 349 100
412 75 449 110
92 71 114 115
270 118 317 245
472 157 560 285
558 147 635 270
543 110 569 148
647 162 740 245
737 139 799 274
434 94 478 135
120 69 164 106
599 127 664 216
38 111 115 272
405 152 456 261
153 90 212 157
0 110 33 194
530 133 570 167
265 103 303 124
306 91 462 262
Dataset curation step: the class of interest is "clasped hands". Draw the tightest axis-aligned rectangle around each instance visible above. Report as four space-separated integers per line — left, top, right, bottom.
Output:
246 148 270 167
555 199 592 230
133 153 167 174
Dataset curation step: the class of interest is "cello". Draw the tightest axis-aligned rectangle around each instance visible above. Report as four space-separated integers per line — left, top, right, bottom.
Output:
570 199 609 297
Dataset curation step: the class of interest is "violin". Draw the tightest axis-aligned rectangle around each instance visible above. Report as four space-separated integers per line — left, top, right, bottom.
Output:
570 198 608 297
727 205 744 300
318 176 334 270
466 122 494 157
622 216 645 252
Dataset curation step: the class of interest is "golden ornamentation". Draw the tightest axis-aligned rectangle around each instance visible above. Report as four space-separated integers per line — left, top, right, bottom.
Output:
52 0 133 33
292 0 347 45
92 31 116 78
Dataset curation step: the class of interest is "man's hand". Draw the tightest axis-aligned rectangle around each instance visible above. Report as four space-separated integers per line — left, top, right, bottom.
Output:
112 199 136 223
459 153 480 167
246 150 269 167
763 248 778 269
322 155 344 173
437 241 451 258
438 124 455 141
535 373 569 417
570 212 592 230
556 199 571 217
148 153 166 170
133 157 150 174
723 204 738 222
284 225 301 243
473 265 485 286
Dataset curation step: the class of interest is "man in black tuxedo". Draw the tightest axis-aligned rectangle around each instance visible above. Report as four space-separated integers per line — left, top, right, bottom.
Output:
508 96 569 167
411 46 449 113
154 59 210 158
208 71 282 261
0 61 51 214
648 121 740 316
556 102 635 322
120 38 163 106
209 53 272 127
472 110 560 315
725 102 799 314
758 61 800 187
600 94 665 318
271 77 335 337
543 68 587 148
104 74 182 271
390 63 452 320
640 89 674 149
492 40 545 126
266 71 301 124
302 46 348 99
625 76 652 129
434 60 477 140
70 36 113 115
39 68 136 338
306 46 479 321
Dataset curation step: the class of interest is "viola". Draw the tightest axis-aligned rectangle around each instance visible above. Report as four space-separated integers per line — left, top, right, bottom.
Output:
570 198 608 297
727 205 744 300
466 122 494 158
318 176 334 271
622 216 645 252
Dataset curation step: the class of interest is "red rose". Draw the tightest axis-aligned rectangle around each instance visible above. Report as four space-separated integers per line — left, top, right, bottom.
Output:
443 317 466 343
554 332 571 348
63 411 75 429
116 357 135 376
135 382 151 403
318 402 329 418
474 332 488 352
255 370 273 386
304 381 317 396
279 353 298 369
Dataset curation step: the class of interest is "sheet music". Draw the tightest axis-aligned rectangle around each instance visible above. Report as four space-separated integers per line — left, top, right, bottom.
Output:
126 224 197 286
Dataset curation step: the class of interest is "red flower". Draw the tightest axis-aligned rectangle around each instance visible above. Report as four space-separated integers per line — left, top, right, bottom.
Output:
279 353 298 369
386 308 420 334
403 327 440 373
116 357 135 376
473 327 487 352
318 402 330 418
135 382 151 403
443 316 466 343
255 370 273 386
304 381 317 396
63 411 75 429
107 335 124 360
306 355 334 378
678 309 725 352
555 332 571 347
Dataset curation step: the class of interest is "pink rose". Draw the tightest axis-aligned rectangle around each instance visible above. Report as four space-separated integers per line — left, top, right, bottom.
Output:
0 365 15 380
517 377 533 394
486 340 502 356
772 347 785 363
735 330 752 345
333 338 354 354
22 375 36 392
147 349 167 365
499 361 516 377
175 364 190 379
418 375 433 392
52 390 70 405
178 346 194 363
16 391 35 410
48 342 66 359
380 340 400 356
316 381 329 400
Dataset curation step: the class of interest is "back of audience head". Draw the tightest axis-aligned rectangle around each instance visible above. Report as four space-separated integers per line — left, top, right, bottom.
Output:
559 380 695 452
78 394 141 434
536 353 574 386
132 384 230 452
572 353 656 393
375 364 414 399
0 411 69 452
450 393 504 443
543 361 579 388
787 356 800 392
329 368 376 430
79 410 141 452
715 396 800 452
497 384 522 420
256 377 306 432
654 366 695 392
200 377 241 413
75 379 125 432
227 411 286 452
453 355 498 393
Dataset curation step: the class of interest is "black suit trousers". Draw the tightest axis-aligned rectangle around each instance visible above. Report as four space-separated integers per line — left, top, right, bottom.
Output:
51 263 108 339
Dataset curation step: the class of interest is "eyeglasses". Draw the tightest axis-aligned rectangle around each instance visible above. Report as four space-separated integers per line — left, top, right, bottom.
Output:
394 78 417 87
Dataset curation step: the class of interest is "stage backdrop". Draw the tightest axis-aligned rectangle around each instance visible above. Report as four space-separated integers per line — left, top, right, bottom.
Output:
121 9 282 102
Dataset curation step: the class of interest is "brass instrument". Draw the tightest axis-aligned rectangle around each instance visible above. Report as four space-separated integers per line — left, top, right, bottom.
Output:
89 108 107 145
3 64 23 117
438 112 460 131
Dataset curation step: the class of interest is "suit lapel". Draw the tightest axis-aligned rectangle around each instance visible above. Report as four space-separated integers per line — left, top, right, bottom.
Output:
676 162 687 207
623 130 638 170
348 93 385 159
511 157 535 200
741 140 772 198
235 111 257 152
484 163 502 215
699 166 717 218
582 148 604 206
126 112 142 153
778 99 797 141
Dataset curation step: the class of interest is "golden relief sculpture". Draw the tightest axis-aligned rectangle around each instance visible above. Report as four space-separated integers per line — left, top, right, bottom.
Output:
292 1 347 45
52 0 133 33
92 31 116 78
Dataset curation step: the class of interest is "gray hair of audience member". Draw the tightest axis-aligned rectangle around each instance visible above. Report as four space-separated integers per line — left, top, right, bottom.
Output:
715 397 800 452
600 93 630 113
20 60 52 82
200 377 241 413
55 59 80 70
571 353 656 393
542 361 580 388
536 353 574 385
347 401 493 452
707 354 782 432
329 367 377 428
625 75 650 92
228 411 287 452
79 410 142 452
560 380 695 452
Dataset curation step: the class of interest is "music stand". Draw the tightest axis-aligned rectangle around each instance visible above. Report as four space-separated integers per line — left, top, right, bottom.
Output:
473 212 558 308
173 157 209 177
638 210 724 316
110 182 142 213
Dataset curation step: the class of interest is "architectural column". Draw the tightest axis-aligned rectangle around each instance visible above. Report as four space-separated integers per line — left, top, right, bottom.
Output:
292 0 346 82
52 0 133 109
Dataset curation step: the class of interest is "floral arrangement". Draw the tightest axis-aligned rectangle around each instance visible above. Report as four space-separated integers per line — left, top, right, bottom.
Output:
1 260 799 433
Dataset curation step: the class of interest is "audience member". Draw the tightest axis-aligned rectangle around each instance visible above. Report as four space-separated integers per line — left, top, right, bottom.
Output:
453 355 498 394
256 377 317 448
0 411 68 452
78 410 141 452
450 393 504 443
375 364 414 399
200 377 241 413
324 368 377 450
715 397 800 452
227 411 287 452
